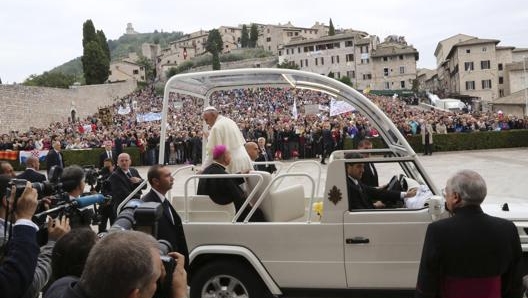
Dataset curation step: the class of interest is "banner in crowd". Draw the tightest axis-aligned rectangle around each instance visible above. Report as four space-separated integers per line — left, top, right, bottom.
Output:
304 104 319 115
292 97 298 119
330 98 355 116
19 150 49 164
136 112 162 123
0 151 18 161
118 105 131 115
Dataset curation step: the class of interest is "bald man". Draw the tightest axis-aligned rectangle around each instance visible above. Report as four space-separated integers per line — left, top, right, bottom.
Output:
17 156 46 182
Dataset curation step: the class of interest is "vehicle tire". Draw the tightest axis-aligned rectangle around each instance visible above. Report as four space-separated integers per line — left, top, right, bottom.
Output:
190 259 272 298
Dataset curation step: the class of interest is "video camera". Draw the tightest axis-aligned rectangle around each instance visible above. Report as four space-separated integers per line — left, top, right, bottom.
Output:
102 199 175 298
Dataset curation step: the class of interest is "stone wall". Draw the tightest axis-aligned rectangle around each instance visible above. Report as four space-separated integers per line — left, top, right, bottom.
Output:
0 80 136 134
189 57 278 72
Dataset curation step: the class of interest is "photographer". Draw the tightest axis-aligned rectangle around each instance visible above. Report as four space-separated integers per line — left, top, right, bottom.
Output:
0 175 39 298
0 175 71 298
48 230 187 298
95 158 114 233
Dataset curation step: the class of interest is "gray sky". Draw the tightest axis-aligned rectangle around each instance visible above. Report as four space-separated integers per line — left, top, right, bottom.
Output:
1 0 527 83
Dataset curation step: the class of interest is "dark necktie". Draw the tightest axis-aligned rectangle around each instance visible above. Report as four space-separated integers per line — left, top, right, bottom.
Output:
162 199 175 225
126 171 132 179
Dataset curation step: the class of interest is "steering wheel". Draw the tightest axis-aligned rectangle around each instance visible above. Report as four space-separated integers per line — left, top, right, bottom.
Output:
386 175 402 192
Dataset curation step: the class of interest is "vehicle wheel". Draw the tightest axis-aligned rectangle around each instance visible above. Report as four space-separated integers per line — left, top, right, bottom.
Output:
190 260 272 298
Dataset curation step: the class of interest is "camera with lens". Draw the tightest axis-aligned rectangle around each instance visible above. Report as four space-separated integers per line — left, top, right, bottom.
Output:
104 199 176 298
82 165 100 189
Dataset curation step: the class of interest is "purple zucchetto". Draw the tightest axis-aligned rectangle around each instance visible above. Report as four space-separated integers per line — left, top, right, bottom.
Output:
212 144 227 159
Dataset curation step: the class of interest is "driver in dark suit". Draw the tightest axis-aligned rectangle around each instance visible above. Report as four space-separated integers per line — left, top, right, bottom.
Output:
141 164 189 272
345 153 416 210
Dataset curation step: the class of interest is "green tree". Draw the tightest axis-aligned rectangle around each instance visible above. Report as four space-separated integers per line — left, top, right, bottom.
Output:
82 20 109 84
23 72 76 88
97 30 111 61
329 18 335 36
206 29 223 70
82 41 109 84
82 20 97 48
277 60 299 69
249 24 258 48
241 24 249 48
0 77 2 84
338 76 352 86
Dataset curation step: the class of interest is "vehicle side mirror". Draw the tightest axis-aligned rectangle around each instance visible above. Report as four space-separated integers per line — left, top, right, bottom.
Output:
426 195 445 220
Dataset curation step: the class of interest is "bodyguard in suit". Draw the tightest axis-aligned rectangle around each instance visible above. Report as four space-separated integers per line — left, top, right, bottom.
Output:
17 156 46 183
109 153 146 223
255 137 277 174
345 153 416 210
141 164 189 272
357 139 378 187
45 141 64 177
98 141 116 168
416 170 523 298
197 144 266 222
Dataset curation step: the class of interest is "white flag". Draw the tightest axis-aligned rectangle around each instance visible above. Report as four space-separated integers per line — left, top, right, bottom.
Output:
292 97 298 120
330 98 355 116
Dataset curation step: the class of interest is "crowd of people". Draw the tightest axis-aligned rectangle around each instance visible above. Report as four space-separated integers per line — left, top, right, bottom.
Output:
0 84 527 166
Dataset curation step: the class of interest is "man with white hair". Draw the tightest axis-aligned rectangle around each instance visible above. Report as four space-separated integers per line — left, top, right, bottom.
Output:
202 106 252 173
415 169 523 297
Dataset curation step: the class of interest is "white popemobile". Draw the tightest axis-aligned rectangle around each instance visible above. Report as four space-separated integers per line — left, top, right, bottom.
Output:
150 69 528 298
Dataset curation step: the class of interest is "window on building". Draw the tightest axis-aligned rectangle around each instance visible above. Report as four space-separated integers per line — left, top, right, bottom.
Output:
321 57 324 65
133 69 139 75
464 62 474 71
361 45 369 53
347 70 356 78
345 40 353 47
363 73 372 80
384 68 389 76
295 32 299 36
399 66 405 74
141 76 145 80
361 58 369 64
267 28 270 33
400 81 405 88
499 89 504 97
266 37 271 42
315 58 318 66
399 55 404 60
286 49 289 55
300 60 303 67
499 77 504 84
383 57 388 61
305 59 308 67
287 32 292 37
336 55 340 63
337 72 341 78
334 43 340 48
465 81 475 90
109 70 112 75
331 56 334 64
384 82 390 89
482 47 487 52
278 50 282 56
466 49 471 54
482 79 492 89
481 60 491 69
346 54 354 62
298 47 301 53
268 46 271 51
498 63 503 71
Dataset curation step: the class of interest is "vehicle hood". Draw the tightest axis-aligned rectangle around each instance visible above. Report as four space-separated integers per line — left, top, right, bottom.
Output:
481 196 528 221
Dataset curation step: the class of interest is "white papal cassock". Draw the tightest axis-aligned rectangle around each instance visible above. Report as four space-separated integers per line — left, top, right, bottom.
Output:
203 115 252 173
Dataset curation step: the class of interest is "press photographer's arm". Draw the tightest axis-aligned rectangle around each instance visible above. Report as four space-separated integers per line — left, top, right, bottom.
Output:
0 181 40 298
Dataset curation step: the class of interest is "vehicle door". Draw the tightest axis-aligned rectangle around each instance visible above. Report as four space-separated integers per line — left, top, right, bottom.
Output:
343 208 431 289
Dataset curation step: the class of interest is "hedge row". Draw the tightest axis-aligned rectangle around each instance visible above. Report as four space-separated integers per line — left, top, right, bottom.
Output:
5 130 528 171
8 147 140 172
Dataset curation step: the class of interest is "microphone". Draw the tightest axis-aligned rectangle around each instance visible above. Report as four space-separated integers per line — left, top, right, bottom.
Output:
73 194 107 208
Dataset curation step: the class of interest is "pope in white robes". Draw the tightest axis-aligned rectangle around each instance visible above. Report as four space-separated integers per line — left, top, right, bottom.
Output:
202 106 252 173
